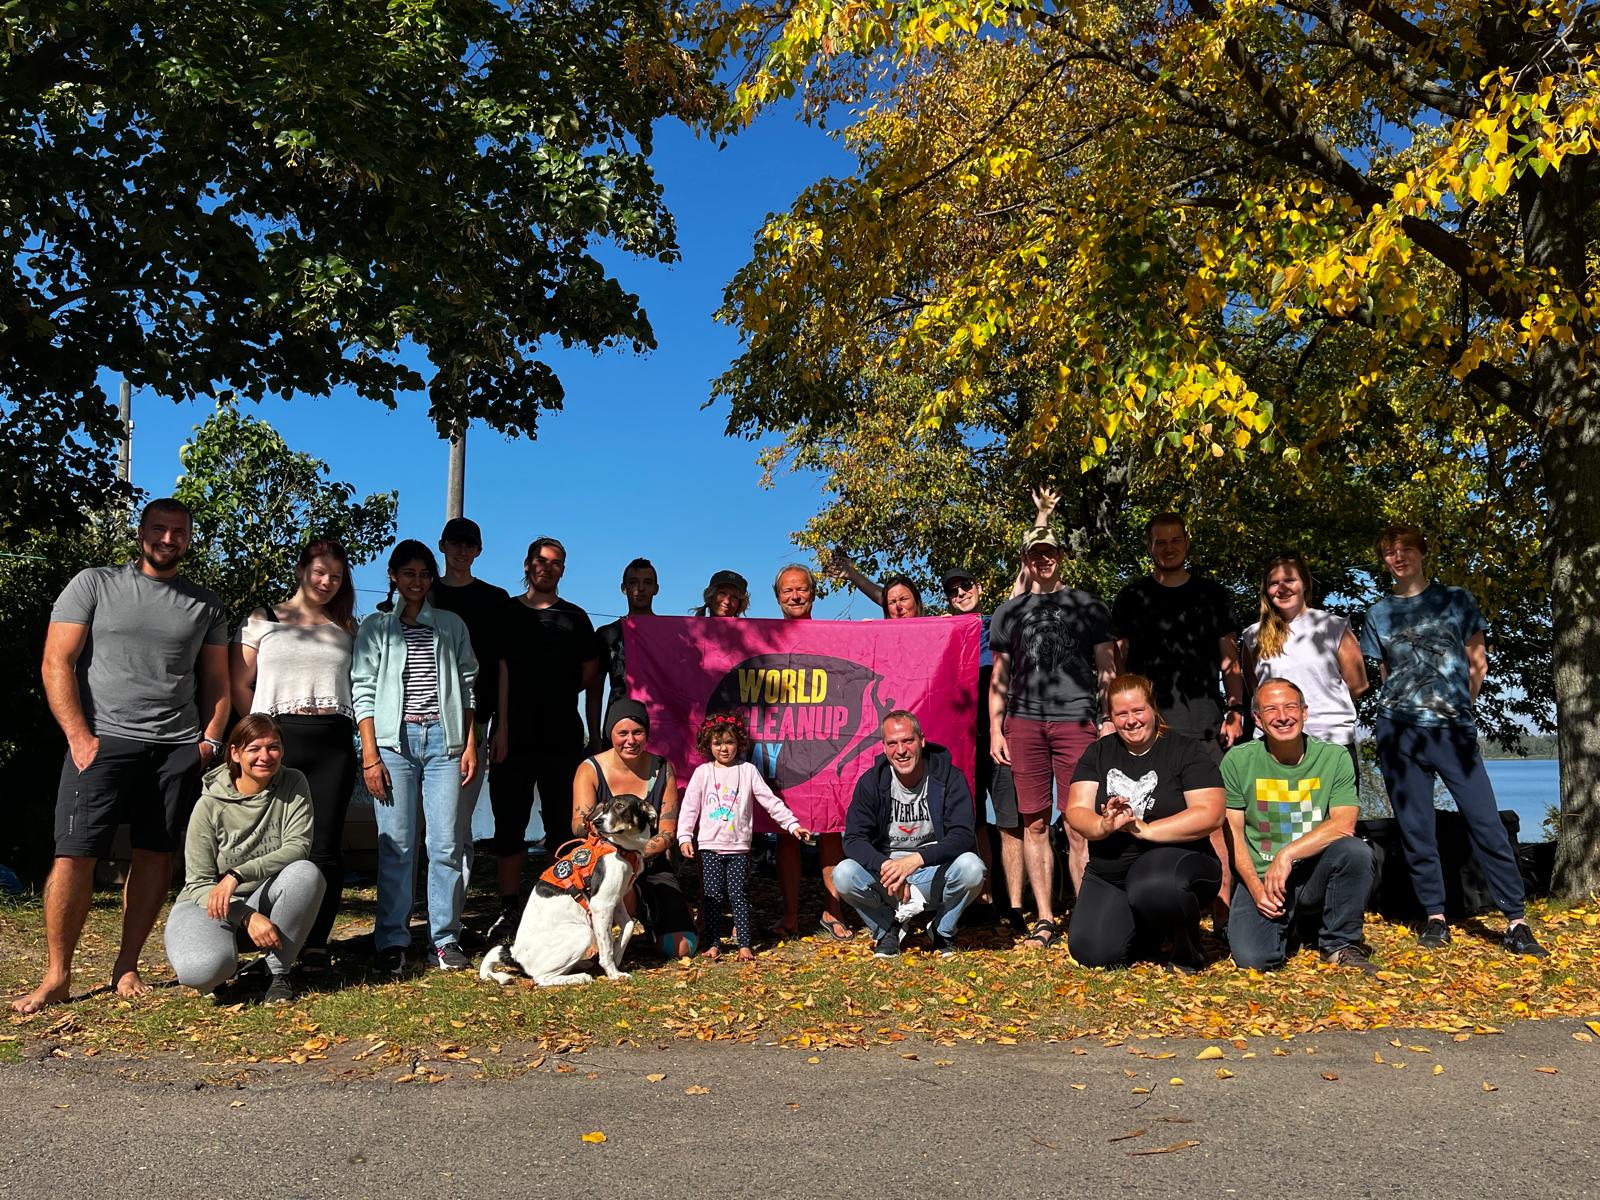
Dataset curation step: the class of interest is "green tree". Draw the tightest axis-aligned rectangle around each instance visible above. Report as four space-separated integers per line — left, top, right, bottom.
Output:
174 403 397 622
711 1 1594 891
1 0 717 532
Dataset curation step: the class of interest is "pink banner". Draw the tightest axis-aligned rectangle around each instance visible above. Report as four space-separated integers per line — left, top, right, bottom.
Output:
623 614 981 834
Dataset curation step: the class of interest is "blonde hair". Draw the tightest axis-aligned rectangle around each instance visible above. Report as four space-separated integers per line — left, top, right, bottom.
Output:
1256 552 1314 660
1105 674 1168 737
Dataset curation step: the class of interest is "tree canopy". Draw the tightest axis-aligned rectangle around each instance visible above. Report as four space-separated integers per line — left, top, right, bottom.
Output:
708 0 1598 890
1 0 717 530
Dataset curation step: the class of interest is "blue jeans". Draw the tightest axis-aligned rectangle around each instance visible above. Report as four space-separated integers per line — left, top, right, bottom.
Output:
1374 715 1525 920
833 853 985 941
375 721 469 951
1228 837 1374 970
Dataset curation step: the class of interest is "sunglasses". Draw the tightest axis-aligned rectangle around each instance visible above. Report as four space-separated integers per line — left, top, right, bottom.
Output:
944 579 977 597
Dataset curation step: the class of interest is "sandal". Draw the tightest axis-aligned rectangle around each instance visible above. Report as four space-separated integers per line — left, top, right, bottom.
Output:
818 915 854 941
1021 918 1059 949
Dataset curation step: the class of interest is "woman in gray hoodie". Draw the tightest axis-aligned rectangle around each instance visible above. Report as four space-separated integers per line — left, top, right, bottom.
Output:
163 714 324 1005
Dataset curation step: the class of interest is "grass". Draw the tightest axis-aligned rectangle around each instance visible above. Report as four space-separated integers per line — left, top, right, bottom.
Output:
4 885 1599 1081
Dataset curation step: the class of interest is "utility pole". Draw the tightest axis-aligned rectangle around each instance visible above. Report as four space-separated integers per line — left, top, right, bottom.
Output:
445 421 466 520
117 379 132 484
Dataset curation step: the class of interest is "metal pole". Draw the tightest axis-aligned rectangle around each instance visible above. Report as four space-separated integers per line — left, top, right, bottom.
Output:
445 422 466 520
117 379 132 484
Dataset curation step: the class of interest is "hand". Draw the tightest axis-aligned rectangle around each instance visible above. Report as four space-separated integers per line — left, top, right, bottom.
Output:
245 912 282 951
794 827 816 845
1031 484 1060 520
678 841 695 859
460 742 478 787
990 729 1011 766
363 758 391 804
1247 875 1285 920
490 725 509 765
197 739 218 769
68 731 101 773
1097 719 1117 739
1262 850 1294 910
879 854 921 893
206 874 238 921
1100 796 1138 836
1219 711 1245 749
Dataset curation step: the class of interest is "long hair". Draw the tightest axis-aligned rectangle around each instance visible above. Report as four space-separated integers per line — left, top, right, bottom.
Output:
694 574 750 617
1105 674 1168 737
879 575 925 618
378 540 439 612
226 713 282 781
1256 552 1315 660
296 538 355 628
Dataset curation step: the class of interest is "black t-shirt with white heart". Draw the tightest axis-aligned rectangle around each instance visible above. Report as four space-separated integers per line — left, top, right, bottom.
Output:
1069 732 1223 883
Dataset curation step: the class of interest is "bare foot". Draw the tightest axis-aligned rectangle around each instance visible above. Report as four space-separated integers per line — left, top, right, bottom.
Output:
702 945 720 961
10 975 71 1015
112 967 152 999
736 947 756 962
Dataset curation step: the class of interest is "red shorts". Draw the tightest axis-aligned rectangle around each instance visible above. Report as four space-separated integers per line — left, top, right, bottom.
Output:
1005 717 1097 818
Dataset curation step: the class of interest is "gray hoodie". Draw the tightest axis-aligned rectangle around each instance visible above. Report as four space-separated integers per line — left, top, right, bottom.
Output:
178 763 315 923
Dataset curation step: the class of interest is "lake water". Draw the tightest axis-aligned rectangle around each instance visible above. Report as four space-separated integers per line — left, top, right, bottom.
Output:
1483 758 1560 842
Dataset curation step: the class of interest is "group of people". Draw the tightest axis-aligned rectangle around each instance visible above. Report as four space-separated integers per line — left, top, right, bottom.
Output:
9 494 1546 1016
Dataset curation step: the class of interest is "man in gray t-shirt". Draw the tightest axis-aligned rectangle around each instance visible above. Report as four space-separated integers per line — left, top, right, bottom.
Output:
11 499 229 1016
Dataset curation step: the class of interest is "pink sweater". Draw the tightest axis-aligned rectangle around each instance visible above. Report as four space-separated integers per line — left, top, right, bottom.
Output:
679 761 803 853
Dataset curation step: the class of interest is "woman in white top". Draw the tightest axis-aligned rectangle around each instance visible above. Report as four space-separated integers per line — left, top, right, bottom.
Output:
230 538 358 968
1241 552 1369 773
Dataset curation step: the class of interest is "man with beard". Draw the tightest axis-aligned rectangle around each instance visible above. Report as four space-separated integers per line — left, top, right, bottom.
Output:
12 499 229 1013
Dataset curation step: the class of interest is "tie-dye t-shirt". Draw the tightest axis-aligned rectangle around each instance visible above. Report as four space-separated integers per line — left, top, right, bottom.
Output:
1360 582 1488 729
1222 737 1358 876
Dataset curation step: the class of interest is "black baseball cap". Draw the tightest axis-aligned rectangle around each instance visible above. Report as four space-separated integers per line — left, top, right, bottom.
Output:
941 567 978 589
708 569 749 592
439 517 483 548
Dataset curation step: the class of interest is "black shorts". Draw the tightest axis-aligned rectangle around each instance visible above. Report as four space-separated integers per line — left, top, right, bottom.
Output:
976 753 1020 830
489 744 584 856
54 735 202 858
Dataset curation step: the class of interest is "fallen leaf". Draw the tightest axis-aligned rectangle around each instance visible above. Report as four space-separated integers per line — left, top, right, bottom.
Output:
646 1073 666 1083
1215 1068 1236 1080
229 1100 245 1108
53 1104 69 1111
581 1131 607 1144
1070 1084 1087 1091
806 1056 821 1065
1196 1046 1224 1061
1586 1020 1600 1037
785 1102 801 1111
1536 1067 1559 1075
934 1060 954 1067
1168 1077 1184 1086
1432 1065 1444 1075
527 1056 546 1071
1109 1129 1148 1142
1321 1072 1339 1082
1128 1139 1201 1156
1482 1082 1498 1093
1573 1032 1594 1043
1131 1087 1150 1095
899 1052 918 1060
685 1085 710 1095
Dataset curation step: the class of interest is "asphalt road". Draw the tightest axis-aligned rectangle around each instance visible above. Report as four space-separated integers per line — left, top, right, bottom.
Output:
2 1019 1596 1198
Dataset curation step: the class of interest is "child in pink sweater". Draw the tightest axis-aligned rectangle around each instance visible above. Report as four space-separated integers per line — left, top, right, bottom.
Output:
679 712 811 960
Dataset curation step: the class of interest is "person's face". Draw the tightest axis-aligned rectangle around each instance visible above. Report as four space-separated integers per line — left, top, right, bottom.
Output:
527 546 566 594
138 510 192 571
1110 688 1157 750
1255 684 1307 741
944 576 981 614
1382 539 1425 583
609 718 648 759
231 734 283 785
777 569 815 619
1148 522 1189 572
299 554 345 609
391 558 433 606
439 540 481 577
710 586 745 617
1023 544 1061 584
709 731 741 766
1265 565 1306 616
621 567 659 613
884 583 921 619
881 716 924 777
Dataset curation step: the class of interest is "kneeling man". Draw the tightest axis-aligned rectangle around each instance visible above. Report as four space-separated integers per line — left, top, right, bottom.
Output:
1224 679 1376 974
836 710 985 957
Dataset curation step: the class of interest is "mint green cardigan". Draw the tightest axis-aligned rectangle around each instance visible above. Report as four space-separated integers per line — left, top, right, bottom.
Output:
351 601 479 755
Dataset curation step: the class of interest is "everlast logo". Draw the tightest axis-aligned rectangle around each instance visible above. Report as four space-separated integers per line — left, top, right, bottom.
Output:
705 654 896 790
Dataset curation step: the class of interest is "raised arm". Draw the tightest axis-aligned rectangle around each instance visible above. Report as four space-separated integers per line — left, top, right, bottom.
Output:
828 548 885 609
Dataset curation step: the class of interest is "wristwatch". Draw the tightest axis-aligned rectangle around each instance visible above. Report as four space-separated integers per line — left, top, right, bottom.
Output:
202 737 224 756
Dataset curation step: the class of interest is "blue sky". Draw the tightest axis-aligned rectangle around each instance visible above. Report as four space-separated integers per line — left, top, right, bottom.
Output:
120 108 885 623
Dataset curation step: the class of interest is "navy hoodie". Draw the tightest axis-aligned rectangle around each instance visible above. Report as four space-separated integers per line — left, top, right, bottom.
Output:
842 744 975 873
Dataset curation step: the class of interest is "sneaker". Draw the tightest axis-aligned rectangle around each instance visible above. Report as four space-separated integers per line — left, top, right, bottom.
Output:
1417 918 1452 949
1322 942 1379 976
433 942 470 971
929 932 957 958
262 975 297 1006
1503 923 1549 958
376 946 407 978
873 926 903 958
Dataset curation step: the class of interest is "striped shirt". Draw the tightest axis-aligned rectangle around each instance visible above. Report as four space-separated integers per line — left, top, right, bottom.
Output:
401 622 440 720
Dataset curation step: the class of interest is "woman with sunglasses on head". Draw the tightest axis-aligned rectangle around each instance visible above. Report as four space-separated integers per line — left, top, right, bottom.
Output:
352 540 479 977
230 538 359 970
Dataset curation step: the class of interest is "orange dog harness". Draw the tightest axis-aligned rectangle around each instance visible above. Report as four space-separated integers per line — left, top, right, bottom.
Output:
538 835 643 912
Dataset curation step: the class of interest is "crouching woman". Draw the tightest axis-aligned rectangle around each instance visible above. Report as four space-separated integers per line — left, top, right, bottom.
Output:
163 714 324 1005
1064 675 1225 973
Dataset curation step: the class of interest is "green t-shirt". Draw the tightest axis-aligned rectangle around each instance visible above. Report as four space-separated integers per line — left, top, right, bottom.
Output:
1222 737 1358 876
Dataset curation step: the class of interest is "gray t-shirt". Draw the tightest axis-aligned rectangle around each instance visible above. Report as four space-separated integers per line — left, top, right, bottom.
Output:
888 771 935 853
51 562 228 743
990 588 1114 721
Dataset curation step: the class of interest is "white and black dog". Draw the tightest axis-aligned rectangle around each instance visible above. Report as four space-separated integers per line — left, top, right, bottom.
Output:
479 794 657 987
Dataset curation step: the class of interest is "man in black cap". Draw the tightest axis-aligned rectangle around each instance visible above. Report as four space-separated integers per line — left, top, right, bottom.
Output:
591 558 659 747
431 517 511 884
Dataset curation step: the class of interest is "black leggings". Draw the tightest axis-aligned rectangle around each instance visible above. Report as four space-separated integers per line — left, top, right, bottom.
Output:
1067 847 1221 969
276 714 357 951
699 851 753 949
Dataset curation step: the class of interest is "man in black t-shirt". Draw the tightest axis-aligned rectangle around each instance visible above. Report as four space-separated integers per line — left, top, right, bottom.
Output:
592 557 658 734
489 536 600 939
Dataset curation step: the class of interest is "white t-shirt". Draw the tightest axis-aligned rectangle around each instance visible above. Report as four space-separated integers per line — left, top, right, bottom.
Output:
237 616 355 719
1242 607 1358 745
